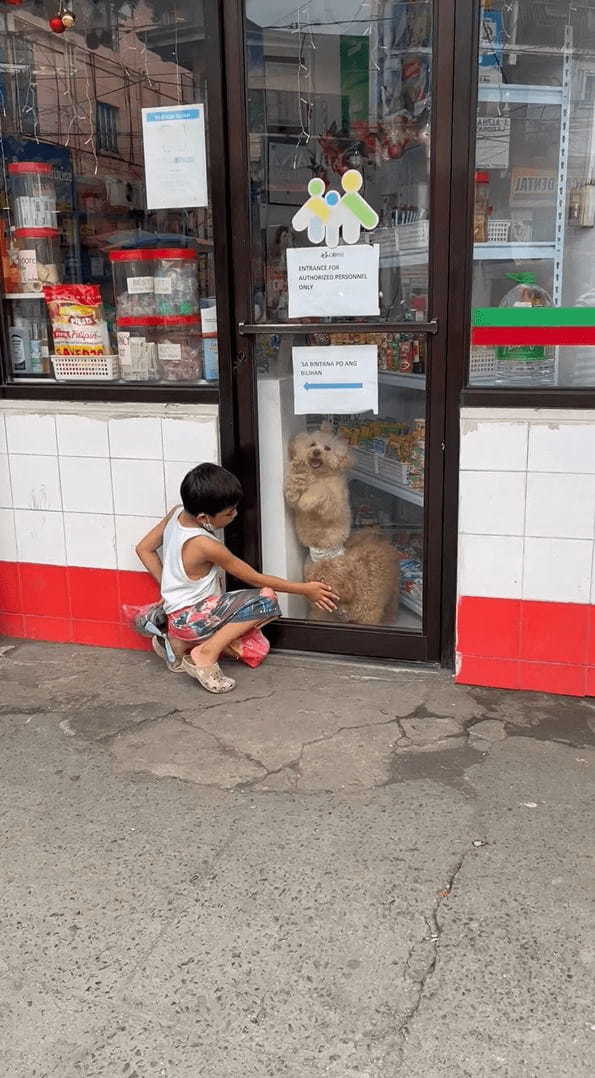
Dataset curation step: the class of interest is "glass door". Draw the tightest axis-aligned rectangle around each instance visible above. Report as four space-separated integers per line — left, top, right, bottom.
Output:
224 0 453 662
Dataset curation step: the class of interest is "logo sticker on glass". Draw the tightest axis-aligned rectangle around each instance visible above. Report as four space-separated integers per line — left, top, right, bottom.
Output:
291 170 379 249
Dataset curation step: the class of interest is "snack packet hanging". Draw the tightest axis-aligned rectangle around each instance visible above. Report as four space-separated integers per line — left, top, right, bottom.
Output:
44 284 110 355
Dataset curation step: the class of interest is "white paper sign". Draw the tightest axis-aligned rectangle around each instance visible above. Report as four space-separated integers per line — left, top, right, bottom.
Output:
476 116 510 169
142 105 208 210
292 345 378 415
286 244 379 319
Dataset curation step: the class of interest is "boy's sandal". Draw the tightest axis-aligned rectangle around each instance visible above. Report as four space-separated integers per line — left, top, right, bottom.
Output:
151 636 184 673
181 656 236 694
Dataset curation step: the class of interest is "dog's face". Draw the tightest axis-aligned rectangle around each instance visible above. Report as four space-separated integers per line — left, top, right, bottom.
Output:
289 425 352 476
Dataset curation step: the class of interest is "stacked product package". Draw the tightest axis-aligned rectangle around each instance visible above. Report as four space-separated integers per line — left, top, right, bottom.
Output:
336 415 426 493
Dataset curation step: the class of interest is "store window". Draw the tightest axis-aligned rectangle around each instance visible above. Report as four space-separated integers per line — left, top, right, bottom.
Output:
0 1 218 388
469 0 595 388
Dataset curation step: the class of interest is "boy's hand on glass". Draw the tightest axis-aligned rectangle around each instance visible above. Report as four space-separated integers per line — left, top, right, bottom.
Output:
303 580 339 612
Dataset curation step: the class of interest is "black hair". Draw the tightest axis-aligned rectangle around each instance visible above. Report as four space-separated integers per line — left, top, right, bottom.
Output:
180 463 243 517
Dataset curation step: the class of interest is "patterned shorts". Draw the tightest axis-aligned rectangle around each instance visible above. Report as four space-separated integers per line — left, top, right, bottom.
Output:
167 589 281 642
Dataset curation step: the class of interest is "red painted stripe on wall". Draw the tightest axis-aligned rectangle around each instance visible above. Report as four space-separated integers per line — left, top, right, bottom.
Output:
0 560 159 651
472 326 595 347
456 595 595 697
3 562 595 698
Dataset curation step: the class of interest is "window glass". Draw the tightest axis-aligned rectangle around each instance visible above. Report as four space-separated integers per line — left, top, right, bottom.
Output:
246 0 433 327
248 1 433 635
0 1 218 387
469 1 595 387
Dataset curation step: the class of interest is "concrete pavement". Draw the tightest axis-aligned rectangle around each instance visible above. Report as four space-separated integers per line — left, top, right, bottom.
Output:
1 638 594 1076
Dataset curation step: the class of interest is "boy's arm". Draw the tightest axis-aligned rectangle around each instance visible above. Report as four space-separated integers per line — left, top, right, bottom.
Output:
135 509 176 584
192 537 339 612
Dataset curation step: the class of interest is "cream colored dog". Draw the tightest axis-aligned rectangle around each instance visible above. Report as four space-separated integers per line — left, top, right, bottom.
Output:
285 425 398 624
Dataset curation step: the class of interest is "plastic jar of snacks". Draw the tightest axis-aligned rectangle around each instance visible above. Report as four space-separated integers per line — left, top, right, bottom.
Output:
9 162 57 230
153 249 199 318
155 325 203 382
15 228 60 291
109 249 156 320
116 326 159 382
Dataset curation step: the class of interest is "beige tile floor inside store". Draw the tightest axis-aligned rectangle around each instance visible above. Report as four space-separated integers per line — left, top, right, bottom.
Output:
1 637 594 1077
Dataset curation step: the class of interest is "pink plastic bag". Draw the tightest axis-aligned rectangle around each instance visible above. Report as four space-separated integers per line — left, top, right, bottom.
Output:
233 627 270 669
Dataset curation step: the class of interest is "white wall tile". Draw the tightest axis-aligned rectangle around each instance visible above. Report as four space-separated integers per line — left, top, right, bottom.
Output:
111 459 165 517
0 415 6 454
525 473 595 540
0 508 17 560
116 514 161 571
458 533 523 599
109 417 163 460
0 454 12 509
162 418 219 463
60 457 113 514
9 455 62 511
64 512 117 569
56 414 109 458
460 420 528 472
6 413 56 455
164 460 194 509
14 509 66 565
528 423 595 474
459 471 526 536
523 537 592 603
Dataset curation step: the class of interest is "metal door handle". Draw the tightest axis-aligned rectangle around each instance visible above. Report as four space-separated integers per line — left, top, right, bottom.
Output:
238 320 438 336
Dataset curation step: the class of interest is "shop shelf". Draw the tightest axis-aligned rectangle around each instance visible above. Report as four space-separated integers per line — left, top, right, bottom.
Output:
473 242 556 261
401 591 423 618
378 371 426 390
380 247 428 269
3 292 46 300
478 84 564 106
350 461 424 507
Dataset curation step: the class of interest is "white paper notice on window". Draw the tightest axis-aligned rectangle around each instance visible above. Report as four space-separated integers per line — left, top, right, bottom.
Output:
286 244 379 319
292 345 378 416
142 104 208 210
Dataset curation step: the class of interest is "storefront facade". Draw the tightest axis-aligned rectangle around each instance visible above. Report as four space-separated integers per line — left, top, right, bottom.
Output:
0 1 594 694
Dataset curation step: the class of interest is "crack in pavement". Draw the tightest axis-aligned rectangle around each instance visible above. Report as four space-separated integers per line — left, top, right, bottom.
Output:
190 688 277 713
185 720 269 776
394 842 476 1060
177 713 411 792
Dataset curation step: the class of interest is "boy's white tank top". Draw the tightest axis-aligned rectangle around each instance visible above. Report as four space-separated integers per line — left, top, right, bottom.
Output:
161 507 222 614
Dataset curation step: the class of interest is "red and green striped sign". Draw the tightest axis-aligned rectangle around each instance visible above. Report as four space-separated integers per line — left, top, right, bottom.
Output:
472 307 595 347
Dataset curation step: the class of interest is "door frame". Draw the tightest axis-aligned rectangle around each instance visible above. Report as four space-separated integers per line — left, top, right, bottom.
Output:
215 0 472 665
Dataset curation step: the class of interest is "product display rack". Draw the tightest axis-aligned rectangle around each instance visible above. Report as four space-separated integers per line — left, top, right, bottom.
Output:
378 371 426 389
381 55 573 298
475 37 572 307
470 27 575 386
351 452 424 507
473 242 557 261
